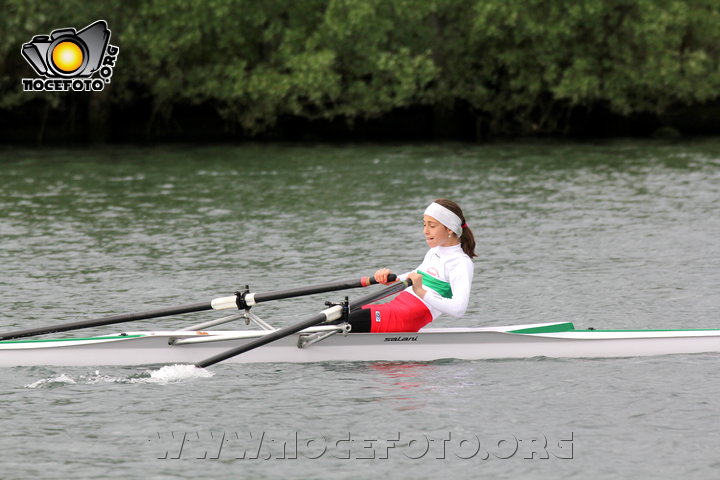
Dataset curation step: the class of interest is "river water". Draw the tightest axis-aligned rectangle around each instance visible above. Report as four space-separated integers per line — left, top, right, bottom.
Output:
0 141 719 479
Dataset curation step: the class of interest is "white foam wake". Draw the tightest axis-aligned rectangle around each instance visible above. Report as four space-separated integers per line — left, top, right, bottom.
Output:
24 364 213 388
25 373 77 389
137 364 214 384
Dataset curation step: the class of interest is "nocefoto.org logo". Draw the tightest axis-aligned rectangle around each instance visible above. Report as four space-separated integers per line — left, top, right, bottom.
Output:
21 20 119 92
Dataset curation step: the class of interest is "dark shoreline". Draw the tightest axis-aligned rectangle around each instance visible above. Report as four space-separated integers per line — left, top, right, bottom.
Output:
2 100 718 146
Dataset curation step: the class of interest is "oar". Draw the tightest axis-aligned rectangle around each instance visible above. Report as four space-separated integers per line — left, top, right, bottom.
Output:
195 278 412 368
211 274 396 310
0 274 397 341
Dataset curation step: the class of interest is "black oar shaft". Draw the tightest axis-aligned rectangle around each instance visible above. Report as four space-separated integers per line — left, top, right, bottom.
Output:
0 302 211 341
195 311 330 368
249 274 396 305
347 278 409 313
195 279 411 368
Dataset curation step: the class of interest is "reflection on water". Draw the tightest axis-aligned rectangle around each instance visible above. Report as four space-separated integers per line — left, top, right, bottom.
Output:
370 362 437 389
368 362 438 411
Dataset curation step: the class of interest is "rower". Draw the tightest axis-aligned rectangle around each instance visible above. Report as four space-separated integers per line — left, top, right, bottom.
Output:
341 199 476 333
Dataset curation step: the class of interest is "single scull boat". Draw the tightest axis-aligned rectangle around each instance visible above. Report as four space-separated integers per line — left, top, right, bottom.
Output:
2 276 718 367
1 314 719 367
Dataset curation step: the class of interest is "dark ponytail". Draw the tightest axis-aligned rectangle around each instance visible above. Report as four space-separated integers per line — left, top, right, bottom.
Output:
434 198 477 258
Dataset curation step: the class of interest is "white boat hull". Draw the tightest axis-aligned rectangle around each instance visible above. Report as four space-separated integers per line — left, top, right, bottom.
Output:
2 322 720 367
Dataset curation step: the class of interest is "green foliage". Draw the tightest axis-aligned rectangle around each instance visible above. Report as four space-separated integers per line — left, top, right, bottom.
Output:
464 0 720 133
0 0 718 137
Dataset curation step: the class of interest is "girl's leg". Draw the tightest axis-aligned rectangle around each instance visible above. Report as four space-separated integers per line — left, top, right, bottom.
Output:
327 307 371 333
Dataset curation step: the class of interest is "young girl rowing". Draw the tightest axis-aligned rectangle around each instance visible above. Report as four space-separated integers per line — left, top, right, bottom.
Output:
347 199 475 333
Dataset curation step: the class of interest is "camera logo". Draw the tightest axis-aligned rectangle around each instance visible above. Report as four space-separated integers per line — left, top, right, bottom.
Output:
21 20 119 92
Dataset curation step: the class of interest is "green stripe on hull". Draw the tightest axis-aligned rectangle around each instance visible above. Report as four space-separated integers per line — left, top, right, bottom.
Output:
509 324 720 334
509 323 576 334
0 335 144 344
573 328 720 332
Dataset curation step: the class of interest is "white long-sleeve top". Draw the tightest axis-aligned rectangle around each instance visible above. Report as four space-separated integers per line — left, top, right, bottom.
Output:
398 244 474 320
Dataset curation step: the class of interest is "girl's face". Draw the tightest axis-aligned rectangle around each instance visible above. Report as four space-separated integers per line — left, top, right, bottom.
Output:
423 215 455 248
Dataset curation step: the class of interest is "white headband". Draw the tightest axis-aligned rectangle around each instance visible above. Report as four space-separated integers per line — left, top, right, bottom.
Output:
424 202 463 236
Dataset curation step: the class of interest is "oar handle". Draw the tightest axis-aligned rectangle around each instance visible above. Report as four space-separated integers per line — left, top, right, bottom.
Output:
360 273 397 286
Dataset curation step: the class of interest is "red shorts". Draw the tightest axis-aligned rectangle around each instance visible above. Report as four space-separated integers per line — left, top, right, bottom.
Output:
364 291 433 333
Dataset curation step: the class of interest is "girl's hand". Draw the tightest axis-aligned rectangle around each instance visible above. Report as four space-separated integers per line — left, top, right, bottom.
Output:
406 272 425 298
374 268 395 285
